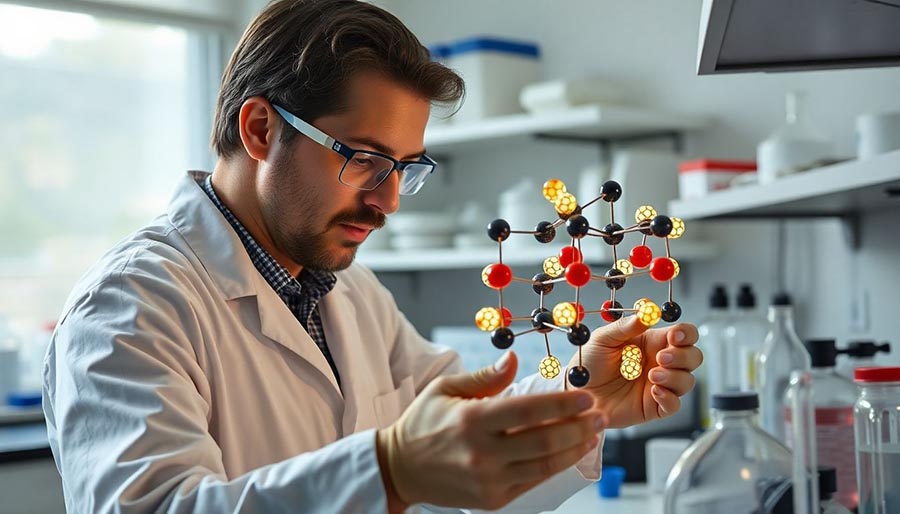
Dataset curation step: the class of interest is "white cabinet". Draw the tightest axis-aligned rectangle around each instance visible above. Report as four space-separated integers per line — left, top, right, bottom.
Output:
359 106 711 272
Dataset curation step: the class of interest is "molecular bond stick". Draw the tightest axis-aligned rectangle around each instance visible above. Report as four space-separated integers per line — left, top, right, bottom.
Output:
474 178 686 388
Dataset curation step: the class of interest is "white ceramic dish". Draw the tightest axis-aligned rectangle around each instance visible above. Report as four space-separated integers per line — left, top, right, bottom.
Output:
387 212 457 235
390 233 454 250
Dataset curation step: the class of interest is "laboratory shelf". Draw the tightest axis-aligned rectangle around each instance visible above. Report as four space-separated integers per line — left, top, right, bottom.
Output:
424 104 708 154
668 150 900 220
357 239 717 272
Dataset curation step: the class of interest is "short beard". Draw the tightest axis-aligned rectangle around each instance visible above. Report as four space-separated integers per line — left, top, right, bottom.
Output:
261 150 386 273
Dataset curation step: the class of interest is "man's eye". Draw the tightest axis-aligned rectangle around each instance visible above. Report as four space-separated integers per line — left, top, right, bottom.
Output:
353 157 374 166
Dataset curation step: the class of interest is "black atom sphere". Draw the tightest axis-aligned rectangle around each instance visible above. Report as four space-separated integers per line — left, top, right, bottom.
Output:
533 311 555 334
602 223 624 245
568 366 591 387
568 324 591 346
599 180 622 203
487 218 511 242
650 215 673 238
605 268 626 290
566 215 591 238
533 221 556 243
491 327 515 349
531 273 555 295
661 301 682 322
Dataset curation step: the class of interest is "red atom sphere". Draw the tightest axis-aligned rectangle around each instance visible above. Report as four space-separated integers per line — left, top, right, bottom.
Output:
572 302 586 323
630 245 653 269
485 263 513 289
501 307 513 327
558 246 583 268
650 257 676 282
600 300 619 323
564 262 592 287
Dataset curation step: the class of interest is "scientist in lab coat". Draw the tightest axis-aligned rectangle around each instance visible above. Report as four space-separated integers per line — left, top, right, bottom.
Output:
42 1 702 513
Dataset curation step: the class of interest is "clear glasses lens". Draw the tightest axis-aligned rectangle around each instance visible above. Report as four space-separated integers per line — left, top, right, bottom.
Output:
340 151 434 195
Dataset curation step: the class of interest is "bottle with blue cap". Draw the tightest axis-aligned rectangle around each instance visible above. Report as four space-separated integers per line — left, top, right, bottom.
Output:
664 392 794 514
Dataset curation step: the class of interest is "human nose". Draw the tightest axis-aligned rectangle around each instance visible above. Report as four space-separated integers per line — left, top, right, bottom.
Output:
363 168 400 215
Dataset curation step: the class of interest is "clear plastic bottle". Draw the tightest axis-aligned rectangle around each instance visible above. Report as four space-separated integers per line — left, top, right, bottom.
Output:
664 392 794 514
853 367 900 514
726 284 769 391
755 292 811 443
786 340 858 511
696 284 731 427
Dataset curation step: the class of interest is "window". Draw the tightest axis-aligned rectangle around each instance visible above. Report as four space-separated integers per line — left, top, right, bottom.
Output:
0 2 225 323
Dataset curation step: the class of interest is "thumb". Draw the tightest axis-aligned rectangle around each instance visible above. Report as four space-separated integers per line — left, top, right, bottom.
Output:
440 351 518 399
591 315 649 349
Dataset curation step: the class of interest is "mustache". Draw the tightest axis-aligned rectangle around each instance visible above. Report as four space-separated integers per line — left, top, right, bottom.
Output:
331 207 386 230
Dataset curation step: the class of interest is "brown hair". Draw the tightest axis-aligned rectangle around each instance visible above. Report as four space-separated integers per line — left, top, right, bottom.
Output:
211 0 464 158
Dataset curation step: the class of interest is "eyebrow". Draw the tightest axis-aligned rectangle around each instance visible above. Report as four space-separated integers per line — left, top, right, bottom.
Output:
345 137 427 162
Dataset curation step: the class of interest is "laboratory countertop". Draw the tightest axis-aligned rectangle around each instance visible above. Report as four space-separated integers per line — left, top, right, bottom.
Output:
552 483 663 513
0 420 51 463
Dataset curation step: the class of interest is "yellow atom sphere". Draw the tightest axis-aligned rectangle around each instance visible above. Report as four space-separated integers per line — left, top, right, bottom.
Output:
668 217 686 239
637 300 662 327
622 344 642 362
474 307 502 332
552 302 578 327
539 355 562 379
543 256 564 278
635 205 658 223
633 297 651 311
620 358 643 381
670 258 681 278
554 192 578 216
616 258 634 275
542 178 567 202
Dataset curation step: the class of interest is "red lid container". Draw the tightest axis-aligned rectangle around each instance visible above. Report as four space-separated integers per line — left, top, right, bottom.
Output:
854 366 900 382
678 159 757 173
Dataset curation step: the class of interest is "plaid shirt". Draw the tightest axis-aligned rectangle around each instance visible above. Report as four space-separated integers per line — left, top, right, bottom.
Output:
199 174 341 388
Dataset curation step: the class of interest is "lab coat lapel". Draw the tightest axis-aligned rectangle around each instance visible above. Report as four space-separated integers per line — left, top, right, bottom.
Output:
254 275 344 401
319 278 378 436
170 172 344 401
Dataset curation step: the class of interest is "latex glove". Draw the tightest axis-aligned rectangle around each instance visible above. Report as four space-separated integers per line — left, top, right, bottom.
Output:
567 316 702 428
377 351 607 512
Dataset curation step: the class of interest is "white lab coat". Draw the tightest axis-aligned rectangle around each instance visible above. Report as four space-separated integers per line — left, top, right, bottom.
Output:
43 171 603 514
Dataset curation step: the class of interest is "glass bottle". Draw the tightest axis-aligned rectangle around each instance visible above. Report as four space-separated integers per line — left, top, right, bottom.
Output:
755 292 811 442
664 392 794 514
835 341 891 380
853 367 900 514
696 284 731 427
726 284 769 391
786 339 858 510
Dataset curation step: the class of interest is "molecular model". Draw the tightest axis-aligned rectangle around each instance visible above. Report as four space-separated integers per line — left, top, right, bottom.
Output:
474 178 686 389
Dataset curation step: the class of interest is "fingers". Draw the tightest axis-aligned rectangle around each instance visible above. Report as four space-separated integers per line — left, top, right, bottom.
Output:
666 323 700 348
655 345 703 371
502 434 600 485
589 315 648 349
651 384 682 416
493 409 607 461
648 367 695 397
477 390 597 431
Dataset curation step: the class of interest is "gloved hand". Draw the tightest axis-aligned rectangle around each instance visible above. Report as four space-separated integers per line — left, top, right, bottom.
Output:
376 350 606 512
567 316 702 428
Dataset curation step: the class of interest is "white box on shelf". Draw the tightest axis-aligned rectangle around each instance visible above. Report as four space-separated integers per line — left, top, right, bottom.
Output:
677 159 756 200
443 37 540 123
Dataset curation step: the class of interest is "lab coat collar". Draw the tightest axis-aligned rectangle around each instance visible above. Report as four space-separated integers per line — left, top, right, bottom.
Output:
167 171 348 399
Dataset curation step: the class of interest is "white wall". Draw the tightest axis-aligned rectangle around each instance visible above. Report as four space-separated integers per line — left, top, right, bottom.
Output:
371 0 900 364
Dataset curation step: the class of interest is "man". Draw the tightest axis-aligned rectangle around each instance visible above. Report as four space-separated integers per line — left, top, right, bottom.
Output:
43 1 702 513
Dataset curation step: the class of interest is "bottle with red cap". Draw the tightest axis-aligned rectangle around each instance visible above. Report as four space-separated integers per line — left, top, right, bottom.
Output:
853 366 900 514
